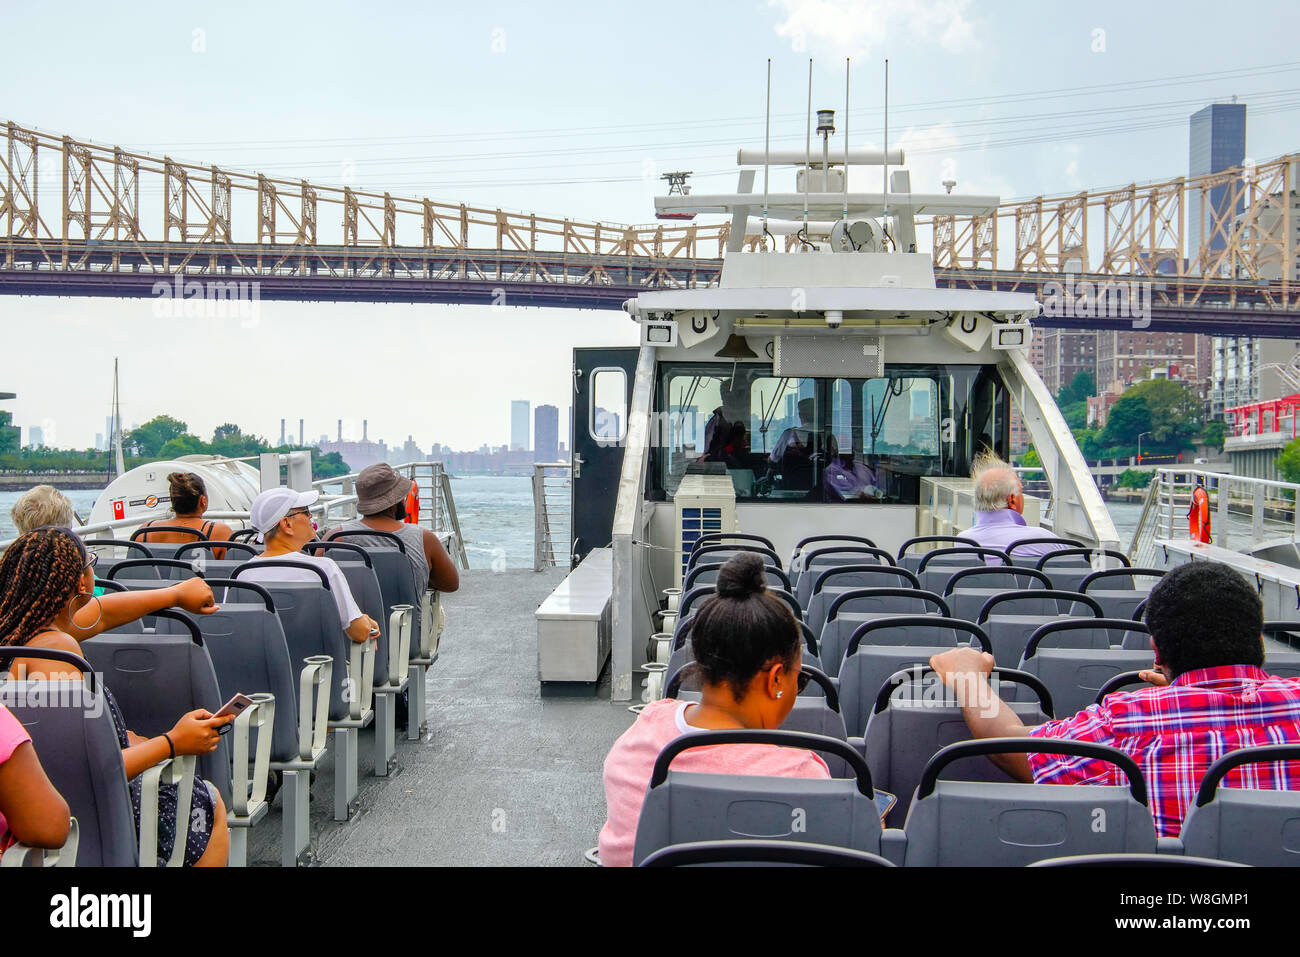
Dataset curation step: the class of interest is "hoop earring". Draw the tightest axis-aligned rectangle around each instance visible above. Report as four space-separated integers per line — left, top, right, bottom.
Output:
70 592 104 632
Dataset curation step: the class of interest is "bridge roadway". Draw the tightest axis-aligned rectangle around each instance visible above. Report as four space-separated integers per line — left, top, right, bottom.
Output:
2 238 1298 336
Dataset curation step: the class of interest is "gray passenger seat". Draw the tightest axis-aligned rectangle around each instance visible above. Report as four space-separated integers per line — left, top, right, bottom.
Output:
901 737 1158 865
0 647 138 866
631 730 885 866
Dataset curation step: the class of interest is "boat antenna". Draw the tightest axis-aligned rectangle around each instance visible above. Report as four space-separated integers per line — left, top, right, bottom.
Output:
802 58 812 246
763 58 772 248
882 58 890 224
843 57 850 222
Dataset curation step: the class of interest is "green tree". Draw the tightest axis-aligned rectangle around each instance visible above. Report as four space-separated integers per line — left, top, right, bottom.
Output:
1100 394 1153 448
1056 371 1097 407
1116 468 1154 489
1201 420 1226 452
158 434 208 459
312 451 351 479
1128 379 1202 447
125 415 190 457
1277 438 1300 484
1060 400 1088 430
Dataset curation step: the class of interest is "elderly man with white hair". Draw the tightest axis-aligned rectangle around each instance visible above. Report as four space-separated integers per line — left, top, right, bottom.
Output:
962 454 1069 561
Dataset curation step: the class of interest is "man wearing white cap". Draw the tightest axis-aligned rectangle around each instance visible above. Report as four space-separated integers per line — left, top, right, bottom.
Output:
241 487 379 642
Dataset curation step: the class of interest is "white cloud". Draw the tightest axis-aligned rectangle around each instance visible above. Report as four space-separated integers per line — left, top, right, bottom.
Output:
769 0 977 55
888 122 1017 200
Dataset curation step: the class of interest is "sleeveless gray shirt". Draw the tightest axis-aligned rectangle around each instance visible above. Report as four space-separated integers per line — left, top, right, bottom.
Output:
335 519 429 597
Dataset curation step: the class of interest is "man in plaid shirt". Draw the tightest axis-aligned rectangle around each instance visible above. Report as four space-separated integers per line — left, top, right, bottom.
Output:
929 560 1300 837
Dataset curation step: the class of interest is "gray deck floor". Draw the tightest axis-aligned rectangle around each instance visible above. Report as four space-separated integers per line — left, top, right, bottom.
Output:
245 567 636 867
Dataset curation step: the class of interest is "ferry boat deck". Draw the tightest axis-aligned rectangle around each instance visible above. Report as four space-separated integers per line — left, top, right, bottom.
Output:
244 567 630 867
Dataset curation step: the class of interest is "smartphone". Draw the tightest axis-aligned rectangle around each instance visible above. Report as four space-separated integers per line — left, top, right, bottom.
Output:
213 692 255 734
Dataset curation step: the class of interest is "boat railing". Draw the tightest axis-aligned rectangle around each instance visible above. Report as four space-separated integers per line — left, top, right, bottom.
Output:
1129 467 1300 565
0 461 468 563
532 462 572 572
1011 466 1053 525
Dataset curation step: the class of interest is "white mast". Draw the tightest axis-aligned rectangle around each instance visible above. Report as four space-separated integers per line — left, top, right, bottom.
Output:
112 357 125 479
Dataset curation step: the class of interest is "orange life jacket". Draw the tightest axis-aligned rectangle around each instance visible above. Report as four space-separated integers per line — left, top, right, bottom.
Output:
405 481 419 524
1188 485 1212 544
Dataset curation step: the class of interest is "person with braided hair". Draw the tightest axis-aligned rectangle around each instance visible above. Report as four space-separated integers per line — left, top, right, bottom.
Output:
597 552 830 867
0 527 234 866
12 528 221 642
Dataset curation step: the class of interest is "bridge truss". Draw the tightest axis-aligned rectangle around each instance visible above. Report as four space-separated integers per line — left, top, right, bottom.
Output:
1 122 1297 331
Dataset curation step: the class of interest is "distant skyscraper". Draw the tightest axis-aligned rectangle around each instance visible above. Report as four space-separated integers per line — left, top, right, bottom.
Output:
27 425 44 448
511 400 530 451
1188 103 1247 259
534 404 559 463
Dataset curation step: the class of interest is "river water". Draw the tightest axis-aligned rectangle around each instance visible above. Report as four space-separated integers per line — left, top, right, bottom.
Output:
0 479 1288 567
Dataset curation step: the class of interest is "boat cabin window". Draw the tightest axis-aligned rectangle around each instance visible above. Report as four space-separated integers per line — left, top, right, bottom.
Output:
590 367 628 444
652 361 1008 504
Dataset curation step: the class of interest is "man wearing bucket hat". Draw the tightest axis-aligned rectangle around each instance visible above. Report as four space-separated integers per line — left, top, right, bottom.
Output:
241 487 380 642
328 464 458 598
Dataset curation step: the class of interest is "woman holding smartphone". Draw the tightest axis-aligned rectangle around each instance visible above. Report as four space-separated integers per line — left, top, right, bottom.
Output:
0 527 234 866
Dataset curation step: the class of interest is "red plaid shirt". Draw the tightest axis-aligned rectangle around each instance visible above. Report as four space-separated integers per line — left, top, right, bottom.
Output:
1027 665 1300 837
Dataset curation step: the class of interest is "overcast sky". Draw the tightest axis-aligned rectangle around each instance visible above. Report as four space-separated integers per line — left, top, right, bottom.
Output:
2 0 1298 450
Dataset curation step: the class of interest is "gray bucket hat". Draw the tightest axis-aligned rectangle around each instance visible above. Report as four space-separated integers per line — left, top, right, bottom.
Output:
355 463 413 516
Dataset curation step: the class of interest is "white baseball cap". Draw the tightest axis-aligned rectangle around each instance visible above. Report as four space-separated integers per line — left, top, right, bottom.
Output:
249 487 319 537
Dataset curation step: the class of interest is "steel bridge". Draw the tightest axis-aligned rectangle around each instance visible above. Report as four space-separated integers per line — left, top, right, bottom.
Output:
2 122 1298 335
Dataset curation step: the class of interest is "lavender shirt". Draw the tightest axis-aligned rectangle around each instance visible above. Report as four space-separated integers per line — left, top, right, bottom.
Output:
964 509 1069 562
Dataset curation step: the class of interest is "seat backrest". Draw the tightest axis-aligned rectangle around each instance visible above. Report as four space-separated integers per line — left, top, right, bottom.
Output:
902 737 1157 866
81 609 232 804
818 589 950 676
326 530 426 659
788 535 879 590
639 839 894 867
232 561 354 721
916 547 1010 593
105 557 197 584
0 648 137 866
631 730 882 865
677 584 802 623
130 524 208 564
685 563 791 594
85 539 154 582
687 544 782 572
896 536 980 574
302 543 394 683
796 547 895 608
1180 744 1300 866
838 617 992 737
804 565 919 628
1018 619 1155 717
1005 537 1085 566
691 532 775 555
170 580 300 764
1080 568 1166 618
864 665 1054 825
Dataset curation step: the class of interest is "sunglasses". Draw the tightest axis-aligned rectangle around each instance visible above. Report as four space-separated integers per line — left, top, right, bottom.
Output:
83 552 99 571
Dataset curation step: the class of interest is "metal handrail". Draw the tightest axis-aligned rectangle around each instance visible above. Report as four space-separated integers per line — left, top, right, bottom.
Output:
1130 467 1300 564
0 459 468 555
532 462 571 571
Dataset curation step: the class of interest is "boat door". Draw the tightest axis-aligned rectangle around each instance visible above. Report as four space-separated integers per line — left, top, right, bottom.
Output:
571 347 639 564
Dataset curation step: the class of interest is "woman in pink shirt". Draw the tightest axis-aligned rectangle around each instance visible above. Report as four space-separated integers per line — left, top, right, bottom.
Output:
599 552 829 867
0 702 71 854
